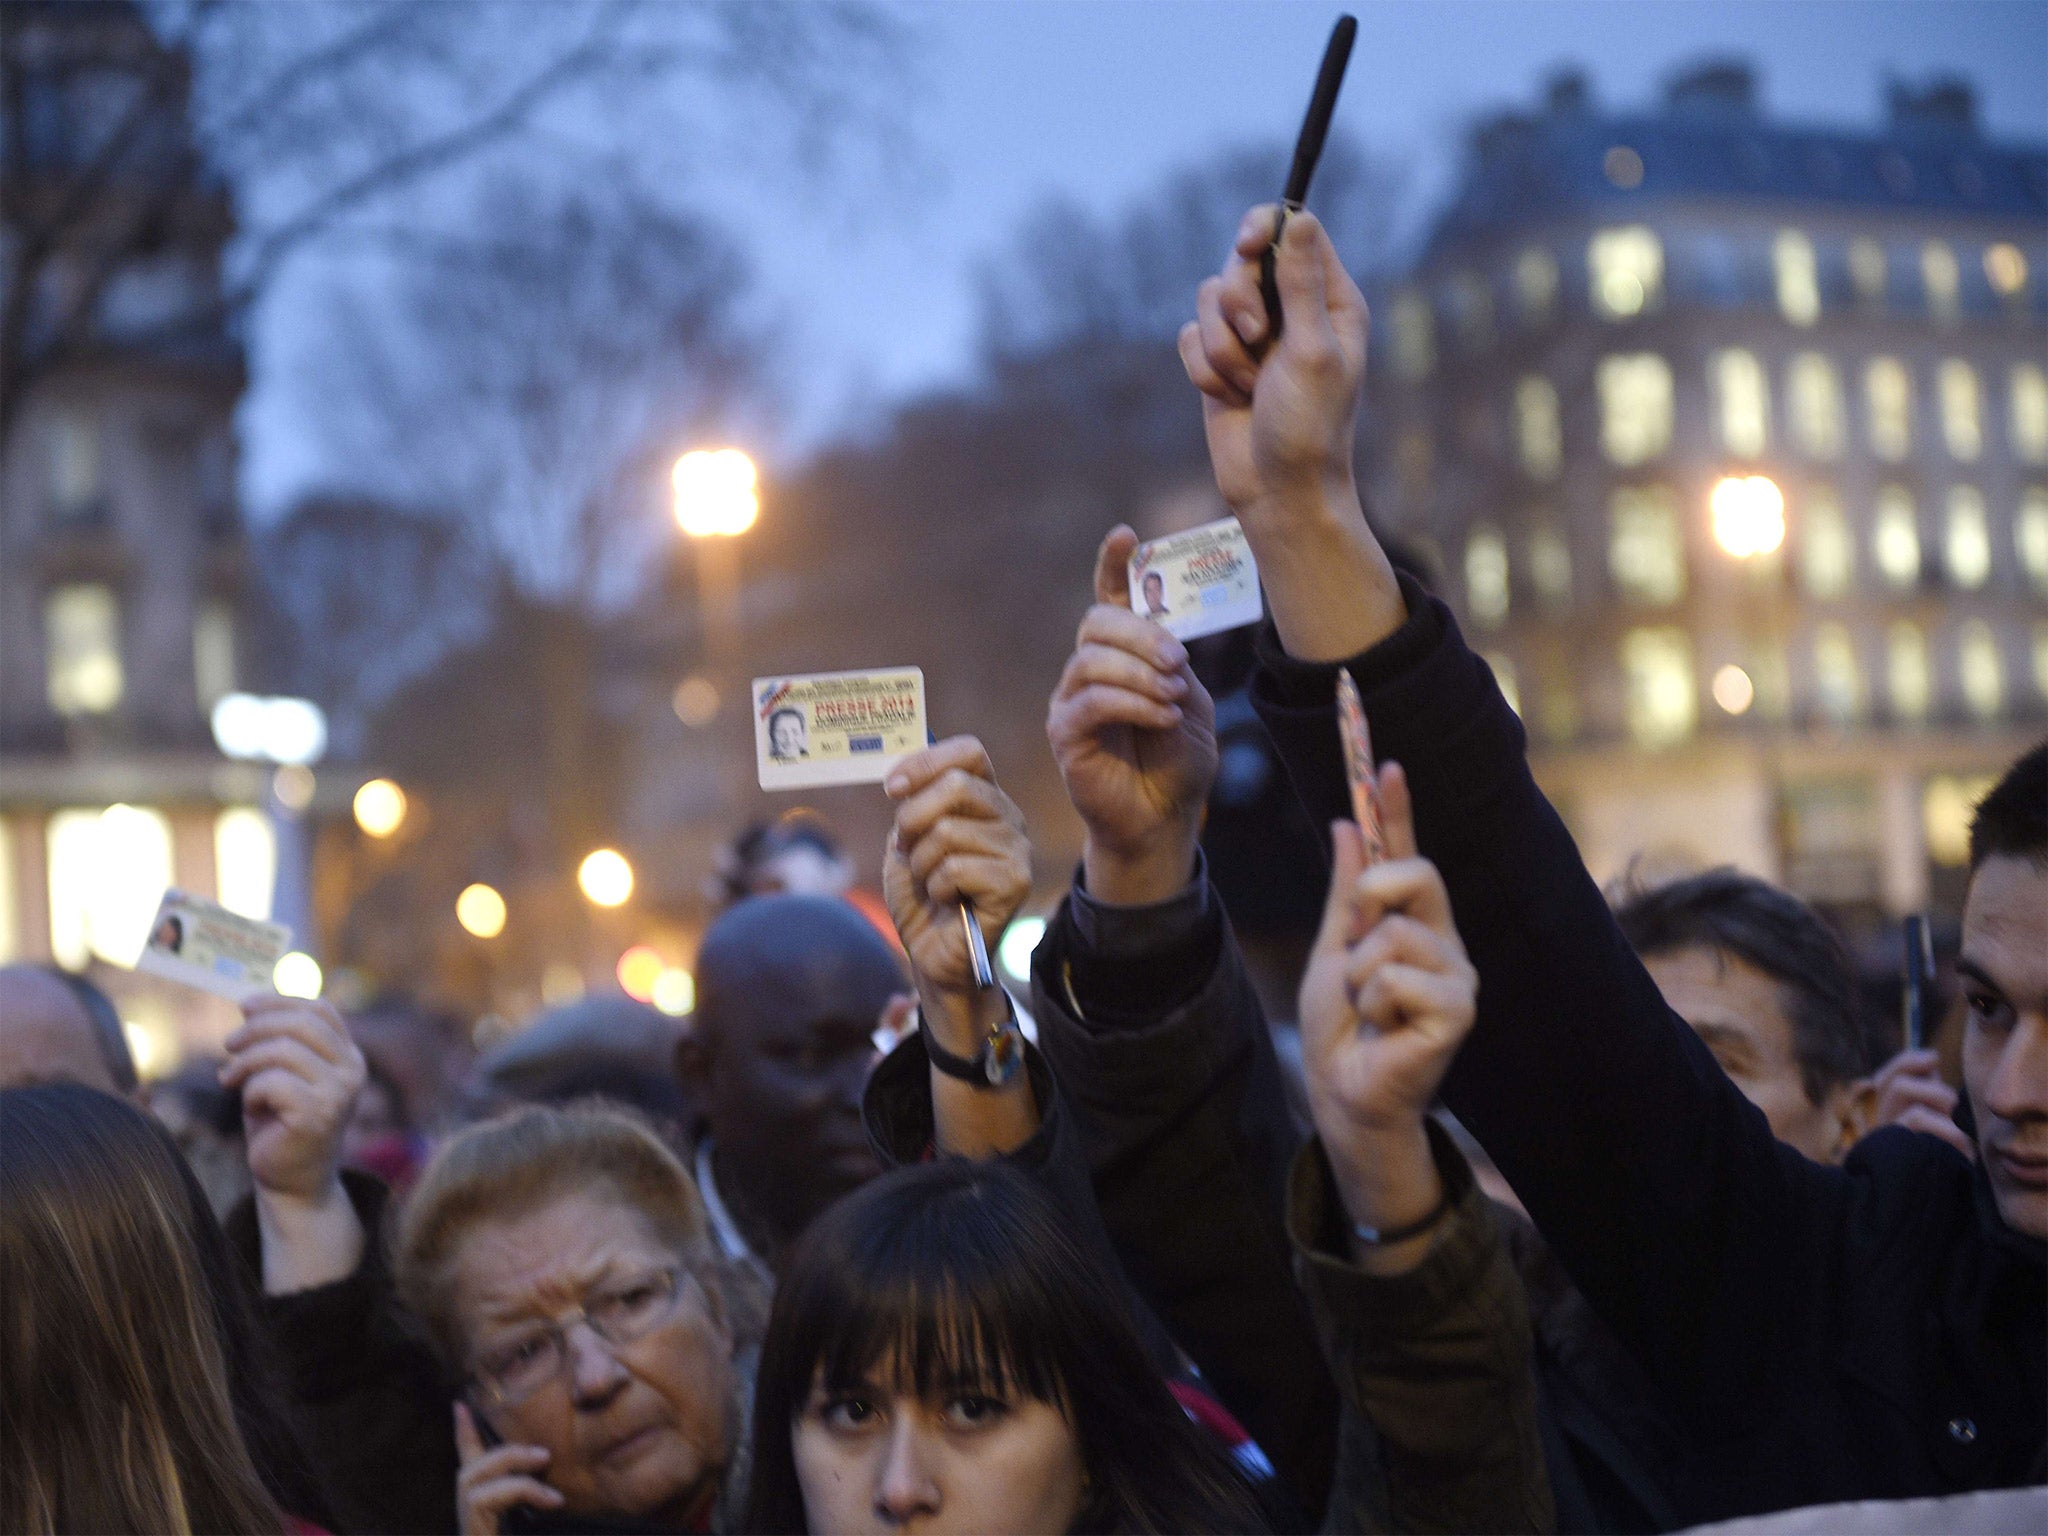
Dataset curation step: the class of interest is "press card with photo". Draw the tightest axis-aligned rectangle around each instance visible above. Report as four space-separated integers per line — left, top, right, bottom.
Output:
134 889 293 1001
753 667 927 791
1127 516 1263 640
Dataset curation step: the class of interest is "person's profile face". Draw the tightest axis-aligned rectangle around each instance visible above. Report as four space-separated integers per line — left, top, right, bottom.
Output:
153 914 182 953
1142 571 1168 617
770 712 807 760
1958 855 2048 1239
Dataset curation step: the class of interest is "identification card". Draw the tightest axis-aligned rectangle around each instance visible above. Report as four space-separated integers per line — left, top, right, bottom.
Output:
753 667 927 791
134 889 292 1001
1127 516 1263 640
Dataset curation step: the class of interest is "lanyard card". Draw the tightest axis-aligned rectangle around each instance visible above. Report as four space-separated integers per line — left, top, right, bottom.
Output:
134 888 292 1001
1127 516 1263 640
753 667 927 791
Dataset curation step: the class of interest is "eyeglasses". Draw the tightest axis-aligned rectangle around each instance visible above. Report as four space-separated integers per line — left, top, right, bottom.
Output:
469 1267 684 1407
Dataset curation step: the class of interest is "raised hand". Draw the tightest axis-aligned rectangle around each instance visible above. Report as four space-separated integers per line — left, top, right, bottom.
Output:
1868 1047 1975 1160
1046 526 1217 906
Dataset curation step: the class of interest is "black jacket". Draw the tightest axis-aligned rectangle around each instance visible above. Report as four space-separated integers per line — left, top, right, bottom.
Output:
1249 574 2048 1523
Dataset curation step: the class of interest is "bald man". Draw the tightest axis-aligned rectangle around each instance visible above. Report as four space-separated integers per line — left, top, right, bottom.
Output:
0 963 138 1096
675 895 910 1282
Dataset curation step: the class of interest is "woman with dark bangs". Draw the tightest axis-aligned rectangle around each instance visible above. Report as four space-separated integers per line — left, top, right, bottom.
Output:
746 1157 1266 1534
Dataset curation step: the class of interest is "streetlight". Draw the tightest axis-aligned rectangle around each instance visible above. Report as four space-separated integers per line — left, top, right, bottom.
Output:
1710 475 1786 559
456 883 507 939
353 779 408 838
578 848 634 907
673 448 758 662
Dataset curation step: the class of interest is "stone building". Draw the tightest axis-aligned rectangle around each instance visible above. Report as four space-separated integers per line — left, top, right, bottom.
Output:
1367 64 2047 921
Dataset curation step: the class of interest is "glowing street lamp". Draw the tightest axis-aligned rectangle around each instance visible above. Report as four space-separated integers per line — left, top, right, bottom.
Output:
672 449 759 539
1710 475 1786 559
456 883 507 939
578 848 634 907
353 778 408 838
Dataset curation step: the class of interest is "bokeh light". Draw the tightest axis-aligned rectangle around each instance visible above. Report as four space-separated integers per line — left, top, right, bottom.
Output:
578 848 634 907
1711 664 1756 715
616 945 665 1002
1710 475 1786 558
672 449 759 538
353 779 408 837
455 882 507 939
274 951 324 999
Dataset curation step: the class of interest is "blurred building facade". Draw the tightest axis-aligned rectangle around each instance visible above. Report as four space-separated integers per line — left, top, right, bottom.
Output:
0 1 277 1066
1368 64 2048 922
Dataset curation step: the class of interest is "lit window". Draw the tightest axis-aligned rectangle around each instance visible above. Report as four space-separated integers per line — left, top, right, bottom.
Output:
1465 526 1510 627
214 807 277 921
1713 349 1771 457
0 820 15 963
1390 291 1435 379
1984 242 2028 299
47 410 99 515
1864 358 1913 461
1515 248 1559 322
1872 487 1921 589
46 805 174 970
1812 624 1864 724
1484 653 1520 716
1921 241 1960 322
44 584 123 716
1786 353 1844 459
1448 272 1493 347
1609 486 1686 605
2020 488 2048 594
1938 360 1982 461
1773 231 1820 325
1848 238 1887 306
1798 486 1854 599
1622 627 1696 748
2009 364 2048 463
1887 622 1932 722
1515 376 1561 479
1957 621 2003 721
1588 226 1663 320
1748 640 1792 720
2034 623 2048 703
1925 774 1999 867
194 601 236 710
1529 523 1573 609
1598 353 1673 465
1535 651 1579 742
1944 487 1991 589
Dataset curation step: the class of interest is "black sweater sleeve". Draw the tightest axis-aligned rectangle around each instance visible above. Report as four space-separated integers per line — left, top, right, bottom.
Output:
1250 576 1846 1432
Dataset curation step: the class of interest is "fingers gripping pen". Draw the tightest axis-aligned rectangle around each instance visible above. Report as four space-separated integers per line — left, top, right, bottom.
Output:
926 728 997 990
1336 670 1385 865
1258 15 1357 351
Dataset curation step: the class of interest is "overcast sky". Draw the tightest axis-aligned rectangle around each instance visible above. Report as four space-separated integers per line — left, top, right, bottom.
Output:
242 0 2048 514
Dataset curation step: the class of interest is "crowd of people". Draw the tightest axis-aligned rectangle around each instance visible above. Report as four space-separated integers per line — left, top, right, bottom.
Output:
3 204 2044 1536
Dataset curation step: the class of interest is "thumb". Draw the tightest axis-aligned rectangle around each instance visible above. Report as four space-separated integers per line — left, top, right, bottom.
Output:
1315 820 1367 955
1095 525 1139 608
1274 212 1333 350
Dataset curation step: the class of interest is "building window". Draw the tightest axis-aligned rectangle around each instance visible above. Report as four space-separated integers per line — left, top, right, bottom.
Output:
1622 627 1696 748
1774 231 1820 325
1748 639 1792 721
1515 247 1559 323
194 602 236 710
1598 353 1673 465
1712 348 1771 457
1798 486 1854 598
1514 376 1561 479
46 804 174 971
1944 487 1991 589
1464 526 1510 627
2010 363 2048 464
1872 487 1921 589
214 807 277 923
1483 653 1520 716
1865 357 1913 461
1812 623 1864 724
1609 486 1686 605
46 409 100 517
0 819 15 963
1926 774 2000 867
44 584 123 716
1957 621 2004 721
1787 353 1844 459
2020 488 2048 595
1529 523 1573 610
1985 242 2029 301
1848 238 1887 307
1921 241 1961 323
1938 360 1982 461
1390 291 1435 380
1588 226 1662 320
1887 622 1932 723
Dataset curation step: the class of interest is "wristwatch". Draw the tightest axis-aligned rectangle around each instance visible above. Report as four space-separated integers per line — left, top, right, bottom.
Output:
918 1001 1026 1088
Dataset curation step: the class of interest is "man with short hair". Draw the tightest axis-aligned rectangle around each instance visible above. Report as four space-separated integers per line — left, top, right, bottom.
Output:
0 963 137 1096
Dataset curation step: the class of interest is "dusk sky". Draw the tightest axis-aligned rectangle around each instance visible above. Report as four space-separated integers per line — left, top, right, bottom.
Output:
243 0 2048 513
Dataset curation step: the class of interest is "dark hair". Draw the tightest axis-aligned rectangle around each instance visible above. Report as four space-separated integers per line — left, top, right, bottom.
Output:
1614 867 1866 1099
1970 741 2047 871
0 1083 329 1533
718 812 844 905
45 966 138 1095
745 1159 1264 1535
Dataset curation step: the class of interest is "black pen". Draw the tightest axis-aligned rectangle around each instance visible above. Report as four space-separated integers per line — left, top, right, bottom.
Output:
1259 14 1357 349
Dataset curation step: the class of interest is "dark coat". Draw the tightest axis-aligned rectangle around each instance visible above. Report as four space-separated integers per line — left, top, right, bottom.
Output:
1247 574 2048 1524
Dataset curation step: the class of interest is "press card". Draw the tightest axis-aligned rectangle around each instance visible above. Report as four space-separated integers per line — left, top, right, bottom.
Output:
753 667 927 791
1127 516 1263 640
134 888 292 1001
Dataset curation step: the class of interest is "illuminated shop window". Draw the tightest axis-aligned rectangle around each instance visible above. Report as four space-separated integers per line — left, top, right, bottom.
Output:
1390 291 1435 380
1515 376 1562 479
46 805 173 970
1713 349 1770 457
1812 624 1864 725
1588 226 1663 320
1865 358 1913 461
1609 486 1686 605
1786 353 1844 459
2019 488 2048 595
213 807 277 922
1887 623 1932 723
1529 523 1573 610
1464 526 1510 627
44 584 123 716
194 601 237 710
1622 627 1696 748
1598 353 1673 465
1774 231 1820 325
1872 487 1921 589
1847 238 1887 307
1944 487 1991 589
1985 242 2029 300
1957 622 2004 721
1921 241 1960 323
1515 248 1559 323
2009 364 2048 464
1938 360 1982 461
1798 486 1854 599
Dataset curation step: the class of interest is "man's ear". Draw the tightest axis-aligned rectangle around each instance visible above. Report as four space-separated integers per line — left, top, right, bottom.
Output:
1829 1079 1878 1164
